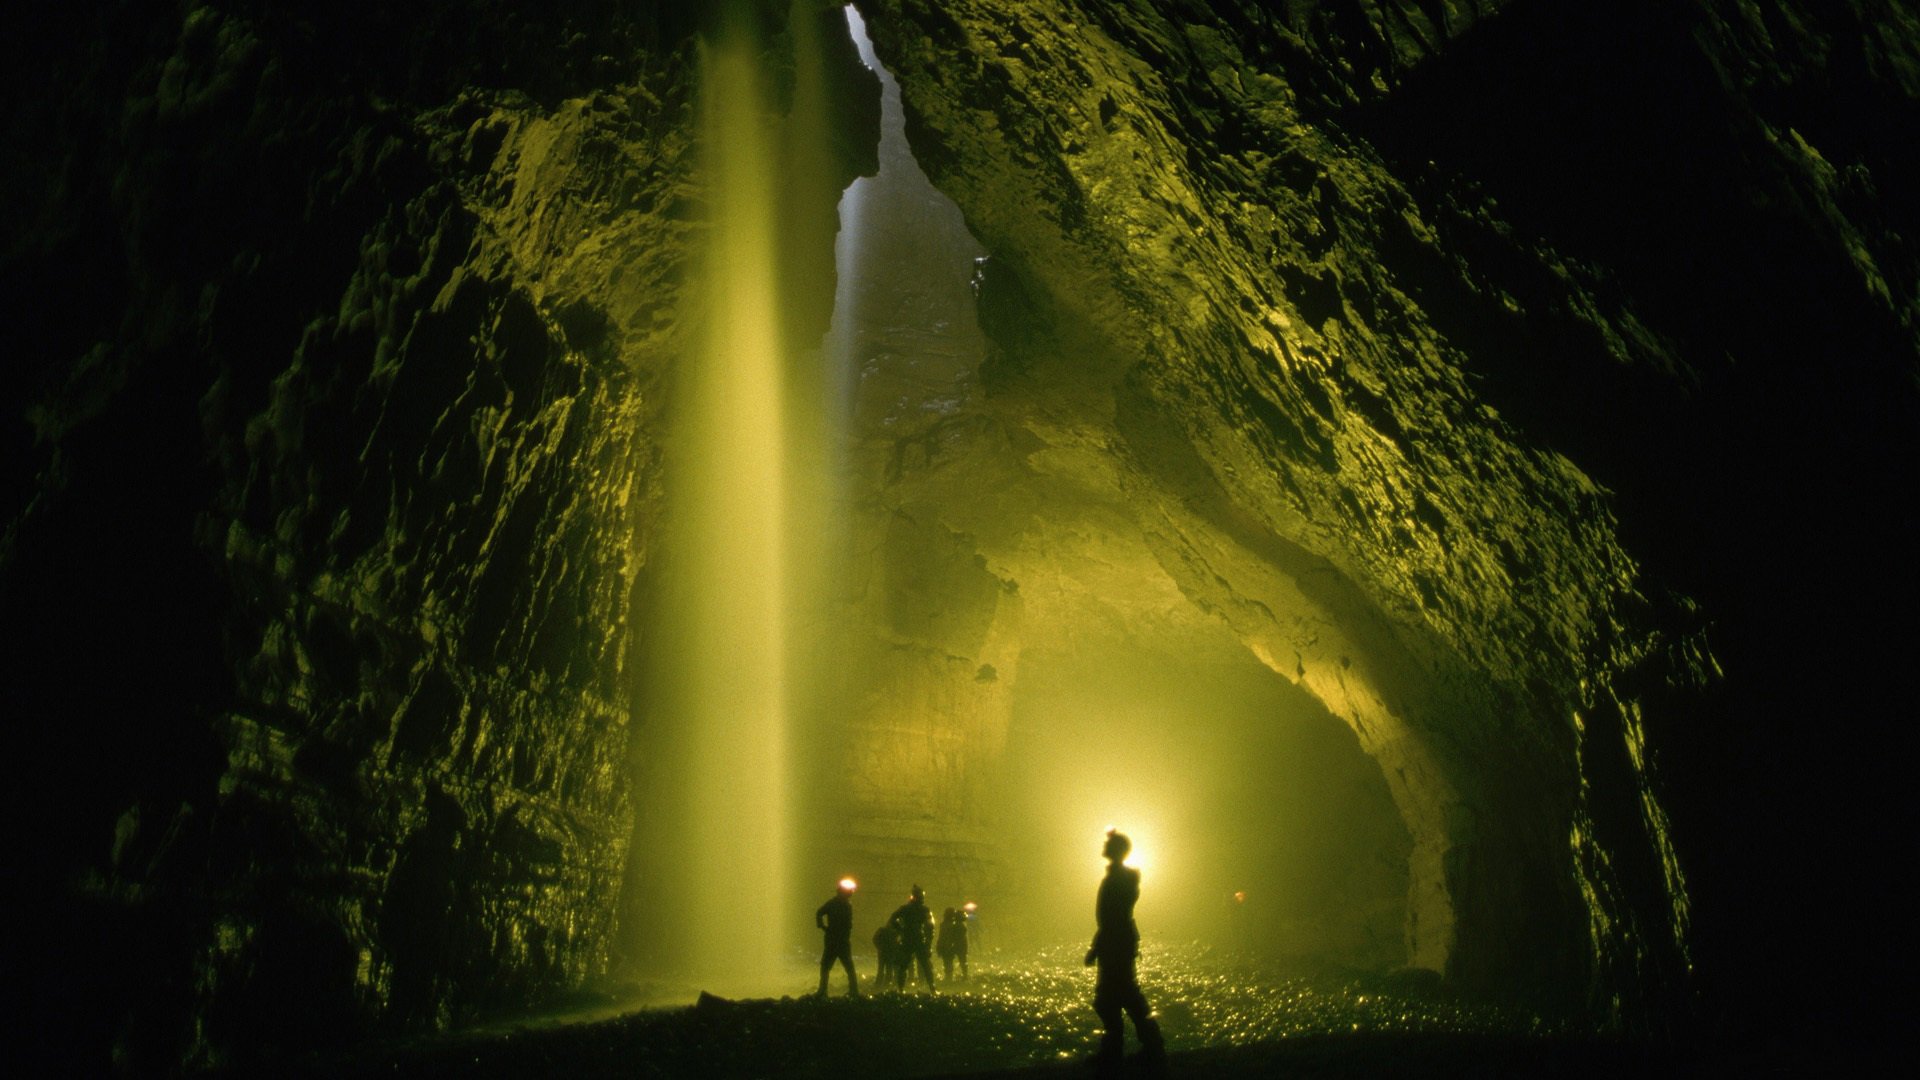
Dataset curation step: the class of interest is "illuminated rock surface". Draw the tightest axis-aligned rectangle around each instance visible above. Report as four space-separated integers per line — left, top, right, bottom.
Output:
2 0 1913 1073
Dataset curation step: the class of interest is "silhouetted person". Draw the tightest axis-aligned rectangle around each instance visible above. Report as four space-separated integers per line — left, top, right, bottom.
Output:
888 885 937 992
816 878 860 998
937 906 970 981
1085 829 1163 1068
872 922 901 987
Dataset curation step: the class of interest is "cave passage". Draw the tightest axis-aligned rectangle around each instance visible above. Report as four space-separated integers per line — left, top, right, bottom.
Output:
770 4 1418 986
622 3 1423 997
997 637 1410 967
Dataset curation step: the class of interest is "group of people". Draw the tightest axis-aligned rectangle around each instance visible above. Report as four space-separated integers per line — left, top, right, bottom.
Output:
813 829 1163 1070
814 883 973 998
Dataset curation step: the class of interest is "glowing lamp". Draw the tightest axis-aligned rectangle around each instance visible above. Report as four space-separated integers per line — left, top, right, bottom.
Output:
839 877 857 893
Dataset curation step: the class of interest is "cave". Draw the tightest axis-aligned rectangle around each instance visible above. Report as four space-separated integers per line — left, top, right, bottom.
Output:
3 1 1912 1074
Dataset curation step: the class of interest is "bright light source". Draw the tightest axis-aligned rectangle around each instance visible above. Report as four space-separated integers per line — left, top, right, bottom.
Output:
839 877 857 893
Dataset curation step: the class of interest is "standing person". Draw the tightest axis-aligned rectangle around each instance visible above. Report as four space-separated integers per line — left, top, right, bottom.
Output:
961 901 982 956
1084 829 1163 1068
936 906 969 981
872 921 900 988
815 878 860 999
888 885 937 992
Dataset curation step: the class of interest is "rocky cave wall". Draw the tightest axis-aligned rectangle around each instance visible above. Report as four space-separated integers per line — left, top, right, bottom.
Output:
848 0 1917 1033
2 1 874 1070
847 0 1663 1010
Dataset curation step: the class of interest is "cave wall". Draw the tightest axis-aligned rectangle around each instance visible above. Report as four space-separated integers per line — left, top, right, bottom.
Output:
852 0 1917 1034
2 1 874 1069
849 0 1649 1007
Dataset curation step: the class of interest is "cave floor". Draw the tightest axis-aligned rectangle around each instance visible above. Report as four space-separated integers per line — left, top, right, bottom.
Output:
283 946 1671 1078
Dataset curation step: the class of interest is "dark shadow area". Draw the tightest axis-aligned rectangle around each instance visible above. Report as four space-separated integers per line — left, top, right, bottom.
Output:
1346 0 1918 1062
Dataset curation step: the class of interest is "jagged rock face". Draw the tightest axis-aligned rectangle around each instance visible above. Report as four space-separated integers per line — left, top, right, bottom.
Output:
847 0 1917 1029
845 0 1653 1007
2 1 872 1069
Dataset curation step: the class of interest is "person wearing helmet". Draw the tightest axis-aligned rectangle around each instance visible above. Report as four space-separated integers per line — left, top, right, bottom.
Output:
815 877 860 998
887 885 937 992
1084 829 1163 1068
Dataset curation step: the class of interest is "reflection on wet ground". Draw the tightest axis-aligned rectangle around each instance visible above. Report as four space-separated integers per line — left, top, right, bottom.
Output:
291 945 1666 1077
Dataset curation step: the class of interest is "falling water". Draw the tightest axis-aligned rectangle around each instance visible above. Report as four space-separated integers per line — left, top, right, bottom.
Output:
629 1 979 989
636 9 792 983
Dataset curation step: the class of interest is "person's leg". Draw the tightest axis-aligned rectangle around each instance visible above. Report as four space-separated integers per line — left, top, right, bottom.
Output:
817 949 832 997
1092 976 1125 1062
918 948 937 991
1121 978 1163 1052
838 946 860 997
959 947 968 979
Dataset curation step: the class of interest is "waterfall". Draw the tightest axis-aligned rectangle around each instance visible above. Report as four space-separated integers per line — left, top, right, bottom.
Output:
635 7 794 983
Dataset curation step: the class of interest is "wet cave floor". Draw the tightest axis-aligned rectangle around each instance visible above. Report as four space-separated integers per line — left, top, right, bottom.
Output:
284 946 1673 1078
